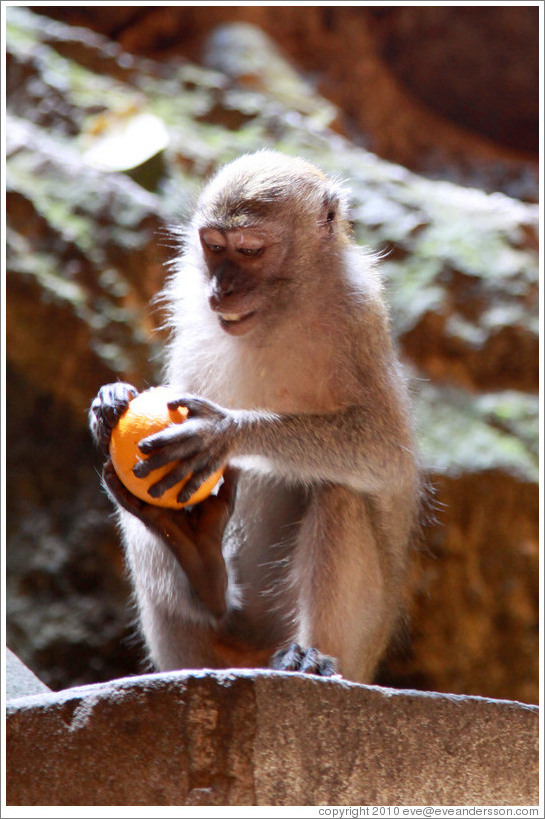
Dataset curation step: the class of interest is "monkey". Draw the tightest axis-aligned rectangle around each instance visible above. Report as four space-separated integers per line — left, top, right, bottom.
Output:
89 150 420 683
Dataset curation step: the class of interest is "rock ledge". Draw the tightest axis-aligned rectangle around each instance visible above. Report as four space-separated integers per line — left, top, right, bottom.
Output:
6 668 538 806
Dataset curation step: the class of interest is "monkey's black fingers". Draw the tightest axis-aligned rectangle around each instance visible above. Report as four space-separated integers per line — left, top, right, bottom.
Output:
137 418 205 457
270 643 339 677
175 474 215 507
95 382 138 423
90 382 138 453
143 443 218 498
134 440 202 481
175 461 221 505
144 443 225 499
145 461 195 498
167 395 222 419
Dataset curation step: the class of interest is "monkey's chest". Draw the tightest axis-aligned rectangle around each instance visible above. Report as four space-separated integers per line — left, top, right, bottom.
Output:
211 345 339 413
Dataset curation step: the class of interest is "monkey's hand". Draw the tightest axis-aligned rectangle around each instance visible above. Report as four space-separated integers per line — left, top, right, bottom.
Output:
89 382 138 456
133 396 238 506
103 460 239 619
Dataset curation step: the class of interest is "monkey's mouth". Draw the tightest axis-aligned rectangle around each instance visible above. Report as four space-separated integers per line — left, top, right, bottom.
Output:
217 309 259 335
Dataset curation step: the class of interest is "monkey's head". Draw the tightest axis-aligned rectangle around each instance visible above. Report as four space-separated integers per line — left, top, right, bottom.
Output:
191 151 350 337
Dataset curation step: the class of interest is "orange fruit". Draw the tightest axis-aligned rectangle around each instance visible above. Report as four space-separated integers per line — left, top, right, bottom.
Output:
109 386 223 509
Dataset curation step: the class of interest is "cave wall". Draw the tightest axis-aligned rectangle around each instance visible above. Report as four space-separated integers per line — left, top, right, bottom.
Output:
30 4 539 200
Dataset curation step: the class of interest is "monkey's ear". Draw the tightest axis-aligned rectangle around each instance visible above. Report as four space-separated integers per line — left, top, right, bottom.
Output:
319 191 339 237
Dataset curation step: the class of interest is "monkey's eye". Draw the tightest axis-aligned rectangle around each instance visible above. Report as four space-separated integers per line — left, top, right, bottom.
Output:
237 247 263 258
206 243 225 253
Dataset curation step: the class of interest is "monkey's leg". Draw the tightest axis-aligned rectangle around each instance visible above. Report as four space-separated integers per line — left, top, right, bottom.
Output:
121 514 276 672
285 485 399 684
119 512 234 670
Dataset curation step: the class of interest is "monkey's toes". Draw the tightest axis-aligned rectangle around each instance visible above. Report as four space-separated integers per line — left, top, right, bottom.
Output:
270 643 338 677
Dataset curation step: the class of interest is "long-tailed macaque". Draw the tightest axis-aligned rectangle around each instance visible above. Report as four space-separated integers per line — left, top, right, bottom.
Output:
90 151 420 682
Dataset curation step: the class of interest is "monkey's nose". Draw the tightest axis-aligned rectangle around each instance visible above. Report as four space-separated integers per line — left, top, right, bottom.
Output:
209 291 224 311
220 281 236 297
209 279 239 311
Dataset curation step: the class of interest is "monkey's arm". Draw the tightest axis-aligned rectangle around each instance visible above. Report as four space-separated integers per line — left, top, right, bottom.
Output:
90 383 238 619
133 393 415 505
102 460 238 619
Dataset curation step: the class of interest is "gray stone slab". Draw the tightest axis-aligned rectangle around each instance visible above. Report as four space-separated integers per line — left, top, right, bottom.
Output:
5 648 51 700
5 669 538 806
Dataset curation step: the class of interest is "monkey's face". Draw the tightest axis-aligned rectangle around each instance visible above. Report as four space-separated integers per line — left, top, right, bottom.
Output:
199 226 288 336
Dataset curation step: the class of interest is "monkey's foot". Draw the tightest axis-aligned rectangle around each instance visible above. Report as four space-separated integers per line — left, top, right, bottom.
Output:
270 643 338 677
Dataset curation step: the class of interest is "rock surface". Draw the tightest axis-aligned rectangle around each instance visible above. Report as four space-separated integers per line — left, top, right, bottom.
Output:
6 669 539 807
6 648 51 699
6 8 539 703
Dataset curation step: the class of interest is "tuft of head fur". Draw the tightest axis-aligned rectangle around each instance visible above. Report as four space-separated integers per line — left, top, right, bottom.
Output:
194 150 350 234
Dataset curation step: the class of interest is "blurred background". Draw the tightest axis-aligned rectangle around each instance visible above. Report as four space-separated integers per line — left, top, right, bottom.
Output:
5 5 539 703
